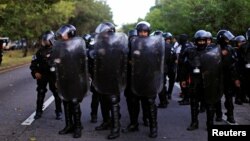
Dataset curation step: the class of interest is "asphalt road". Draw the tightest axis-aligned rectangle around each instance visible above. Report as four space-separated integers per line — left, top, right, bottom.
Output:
0 65 249 141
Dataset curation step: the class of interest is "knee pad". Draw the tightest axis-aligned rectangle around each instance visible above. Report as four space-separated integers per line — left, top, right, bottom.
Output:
110 95 120 105
37 88 47 94
148 97 156 105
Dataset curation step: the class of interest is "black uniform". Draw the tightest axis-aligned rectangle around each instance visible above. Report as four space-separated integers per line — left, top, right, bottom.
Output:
53 24 89 139
122 30 150 134
234 40 249 104
93 22 128 140
181 45 223 130
240 43 250 101
30 45 62 120
180 30 224 131
177 35 194 105
158 42 177 108
130 35 165 138
84 33 100 123
215 30 238 124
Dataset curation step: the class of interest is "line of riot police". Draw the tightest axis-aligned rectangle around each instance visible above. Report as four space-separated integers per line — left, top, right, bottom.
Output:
30 22 250 139
172 28 250 131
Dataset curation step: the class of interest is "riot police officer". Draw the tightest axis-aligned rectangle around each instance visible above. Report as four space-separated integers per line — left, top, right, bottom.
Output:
152 30 169 108
215 29 239 124
180 30 223 131
122 29 151 134
92 22 128 139
129 21 165 138
244 28 250 102
234 35 249 105
53 24 89 138
30 31 62 120
83 33 100 123
163 32 177 100
177 34 193 105
123 29 140 132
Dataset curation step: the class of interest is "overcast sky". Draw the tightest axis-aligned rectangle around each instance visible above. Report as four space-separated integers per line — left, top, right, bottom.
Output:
106 0 155 27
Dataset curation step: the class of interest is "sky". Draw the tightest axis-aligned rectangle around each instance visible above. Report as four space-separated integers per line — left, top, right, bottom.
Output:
106 0 155 27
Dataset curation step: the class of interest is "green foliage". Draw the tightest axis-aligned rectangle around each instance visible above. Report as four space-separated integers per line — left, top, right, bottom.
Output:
69 0 113 34
122 0 250 37
121 23 137 35
0 0 112 41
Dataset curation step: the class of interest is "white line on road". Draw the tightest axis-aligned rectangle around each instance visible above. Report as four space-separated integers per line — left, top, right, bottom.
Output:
21 96 55 125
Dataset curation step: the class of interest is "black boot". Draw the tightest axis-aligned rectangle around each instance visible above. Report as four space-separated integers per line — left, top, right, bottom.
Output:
199 101 206 113
55 111 62 120
224 95 235 124
179 87 190 105
235 87 243 105
143 117 149 127
54 92 62 120
59 102 74 135
187 99 199 131
34 111 43 120
107 95 120 140
178 99 190 105
158 86 168 108
226 112 235 123
90 114 97 123
148 98 158 138
96 95 111 131
122 123 139 133
141 100 149 127
90 89 99 123
167 92 172 100
34 92 45 120
206 104 215 131
73 103 83 138
187 121 199 131
215 100 222 122
95 122 111 130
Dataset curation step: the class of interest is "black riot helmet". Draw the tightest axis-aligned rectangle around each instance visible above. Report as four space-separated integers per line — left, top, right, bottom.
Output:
246 28 250 41
234 35 246 48
194 30 207 39
216 29 235 46
95 22 116 34
42 30 55 46
206 31 212 39
83 34 92 43
235 35 246 43
128 29 137 41
67 24 76 37
56 24 76 39
178 33 189 44
163 32 173 40
194 30 207 50
135 21 151 34
151 30 163 36
128 29 137 37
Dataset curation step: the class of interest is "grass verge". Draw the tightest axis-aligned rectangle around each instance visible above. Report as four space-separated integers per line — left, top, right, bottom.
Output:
0 49 35 72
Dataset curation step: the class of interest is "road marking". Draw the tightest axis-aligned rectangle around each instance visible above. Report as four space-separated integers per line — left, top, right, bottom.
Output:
21 96 55 125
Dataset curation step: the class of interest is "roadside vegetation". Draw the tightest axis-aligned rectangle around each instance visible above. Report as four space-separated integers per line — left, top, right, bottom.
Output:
0 49 34 71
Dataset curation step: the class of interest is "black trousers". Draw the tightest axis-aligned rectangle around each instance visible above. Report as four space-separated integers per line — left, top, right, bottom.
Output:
36 73 62 113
